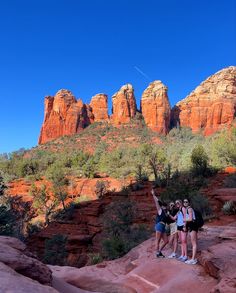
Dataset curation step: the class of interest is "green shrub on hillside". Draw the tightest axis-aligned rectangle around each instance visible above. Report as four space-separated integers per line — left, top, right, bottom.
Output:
224 174 236 188
101 199 151 260
191 145 209 176
43 234 68 265
222 201 236 215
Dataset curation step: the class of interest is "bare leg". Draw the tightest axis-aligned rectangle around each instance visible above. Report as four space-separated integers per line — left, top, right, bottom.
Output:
155 231 162 252
173 233 178 254
169 234 174 250
190 231 197 259
181 231 188 257
160 233 168 251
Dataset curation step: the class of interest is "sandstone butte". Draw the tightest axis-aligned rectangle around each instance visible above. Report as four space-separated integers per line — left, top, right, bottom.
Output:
171 66 236 135
38 66 236 144
110 83 137 125
141 80 171 134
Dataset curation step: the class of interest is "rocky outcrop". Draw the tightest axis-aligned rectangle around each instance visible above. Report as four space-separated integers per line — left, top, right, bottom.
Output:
0 236 57 292
141 80 171 134
90 94 109 122
49 233 218 293
171 66 236 135
38 90 94 144
111 84 137 125
38 66 236 144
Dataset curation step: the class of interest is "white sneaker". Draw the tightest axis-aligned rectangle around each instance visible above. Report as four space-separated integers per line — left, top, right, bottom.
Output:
185 259 198 265
168 252 177 258
180 256 188 262
177 255 184 261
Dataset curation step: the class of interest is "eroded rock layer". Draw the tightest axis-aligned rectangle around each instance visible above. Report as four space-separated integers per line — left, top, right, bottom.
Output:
141 80 171 134
171 66 236 135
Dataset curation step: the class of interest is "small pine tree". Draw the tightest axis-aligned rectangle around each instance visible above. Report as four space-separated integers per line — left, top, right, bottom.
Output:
191 145 209 176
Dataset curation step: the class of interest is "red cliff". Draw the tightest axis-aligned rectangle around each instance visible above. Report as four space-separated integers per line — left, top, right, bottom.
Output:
171 66 236 135
141 80 171 134
111 84 137 125
38 90 94 144
90 94 109 122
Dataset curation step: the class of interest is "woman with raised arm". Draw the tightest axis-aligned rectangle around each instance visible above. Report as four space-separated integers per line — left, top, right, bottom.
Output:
152 188 168 257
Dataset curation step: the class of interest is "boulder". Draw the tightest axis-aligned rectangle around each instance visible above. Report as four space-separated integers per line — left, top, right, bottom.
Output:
0 236 52 285
0 262 57 293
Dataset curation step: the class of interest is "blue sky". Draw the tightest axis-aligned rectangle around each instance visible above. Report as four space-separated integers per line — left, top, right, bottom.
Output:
0 0 235 153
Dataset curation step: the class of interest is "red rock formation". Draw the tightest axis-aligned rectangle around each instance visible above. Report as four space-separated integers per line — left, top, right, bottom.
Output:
90 94 109 122
38 90 94 144
171 66 236 135
111 84 137 125
141 80 171 134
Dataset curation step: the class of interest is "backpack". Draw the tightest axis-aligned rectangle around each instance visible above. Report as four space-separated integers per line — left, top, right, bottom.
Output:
194 210 204 228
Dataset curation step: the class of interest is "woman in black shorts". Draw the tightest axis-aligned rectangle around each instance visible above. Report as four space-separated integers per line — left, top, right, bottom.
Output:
183 199 198 265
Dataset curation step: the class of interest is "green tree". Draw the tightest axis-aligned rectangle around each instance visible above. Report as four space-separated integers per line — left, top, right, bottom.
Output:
95 180 110 199
43 234 68 265
191 145 209 176
32 184 58 226
47 166 69 211
0 174 6 197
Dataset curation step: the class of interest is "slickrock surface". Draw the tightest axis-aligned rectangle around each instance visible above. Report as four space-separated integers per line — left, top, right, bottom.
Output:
111 84 137 125
51 226 229 293
90 94 109 122
171 66 236 135
0 236 53 285
141 81 171 134
0 236 58 292
0 262 57 293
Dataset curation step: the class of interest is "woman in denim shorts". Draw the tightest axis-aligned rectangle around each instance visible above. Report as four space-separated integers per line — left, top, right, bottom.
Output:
152 189 168 258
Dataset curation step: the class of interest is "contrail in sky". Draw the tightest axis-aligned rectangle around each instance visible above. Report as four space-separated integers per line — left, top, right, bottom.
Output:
134 66 151 81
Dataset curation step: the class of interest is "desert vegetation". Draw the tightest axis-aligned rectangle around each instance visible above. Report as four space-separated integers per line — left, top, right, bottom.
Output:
0 123 236 264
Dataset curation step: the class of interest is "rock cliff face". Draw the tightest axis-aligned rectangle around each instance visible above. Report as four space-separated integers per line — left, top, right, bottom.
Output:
90 93 109 122
38 66 236 144
141 80 171 134
38 90 94 144
171 66 236 135
111 84 137 125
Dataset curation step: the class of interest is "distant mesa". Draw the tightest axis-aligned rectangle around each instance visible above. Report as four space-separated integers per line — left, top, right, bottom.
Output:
38 66 236 144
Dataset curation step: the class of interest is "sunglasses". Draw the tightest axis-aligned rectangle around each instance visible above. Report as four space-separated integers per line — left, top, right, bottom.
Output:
175 202 180 205
183 201 189 203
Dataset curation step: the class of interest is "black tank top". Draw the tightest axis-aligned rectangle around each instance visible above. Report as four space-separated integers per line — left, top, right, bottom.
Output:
156 209 168 224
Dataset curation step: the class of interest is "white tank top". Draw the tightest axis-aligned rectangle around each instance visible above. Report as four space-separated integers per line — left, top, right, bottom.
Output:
177 210 184 226
186 208 196 221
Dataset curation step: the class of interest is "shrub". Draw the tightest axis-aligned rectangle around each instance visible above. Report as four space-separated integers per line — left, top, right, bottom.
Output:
191 145 209 176
101 199 151 260
95 180 110 199
0 205 15 236
87 253 103 265
224 174 236 188
222 201 236 215
43 234 68 265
